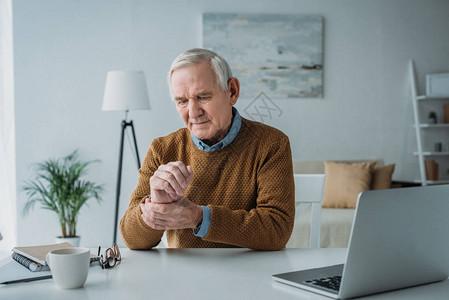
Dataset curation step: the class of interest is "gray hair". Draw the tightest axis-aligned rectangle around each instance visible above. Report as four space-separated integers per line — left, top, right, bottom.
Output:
168 48 233 95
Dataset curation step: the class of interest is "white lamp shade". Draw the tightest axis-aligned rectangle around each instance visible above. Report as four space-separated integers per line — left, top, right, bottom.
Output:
102 71 151 111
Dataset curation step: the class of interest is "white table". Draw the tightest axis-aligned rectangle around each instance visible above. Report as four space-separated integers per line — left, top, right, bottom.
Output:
1 248 449 299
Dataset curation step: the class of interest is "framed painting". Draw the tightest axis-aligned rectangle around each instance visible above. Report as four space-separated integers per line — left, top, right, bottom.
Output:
203 13 323 99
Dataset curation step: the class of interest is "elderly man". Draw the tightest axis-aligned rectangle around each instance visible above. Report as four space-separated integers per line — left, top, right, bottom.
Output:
120 48 294 250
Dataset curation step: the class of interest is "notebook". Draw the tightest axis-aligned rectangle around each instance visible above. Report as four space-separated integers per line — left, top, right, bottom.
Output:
1 243 100 284
12 242 75 265
273 184 449 299
11 242 99 272
0 257 52 284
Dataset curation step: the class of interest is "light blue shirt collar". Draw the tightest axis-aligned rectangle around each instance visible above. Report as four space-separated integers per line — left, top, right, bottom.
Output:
191 108 242 151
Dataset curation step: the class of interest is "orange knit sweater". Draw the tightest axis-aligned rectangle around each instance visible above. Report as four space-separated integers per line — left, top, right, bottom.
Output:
119 118 295 250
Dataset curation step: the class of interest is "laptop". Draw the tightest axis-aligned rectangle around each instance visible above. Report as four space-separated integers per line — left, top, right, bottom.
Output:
273 184 449 299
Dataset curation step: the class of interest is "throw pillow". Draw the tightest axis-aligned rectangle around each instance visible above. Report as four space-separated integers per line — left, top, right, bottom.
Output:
322 161 376 208
371 164 395 190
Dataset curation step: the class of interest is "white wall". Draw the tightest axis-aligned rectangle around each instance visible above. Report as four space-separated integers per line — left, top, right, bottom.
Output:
12 0 449 247
0 0 16 252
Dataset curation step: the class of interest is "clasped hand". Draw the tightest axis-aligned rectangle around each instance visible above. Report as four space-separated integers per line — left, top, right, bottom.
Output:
140 161 202 230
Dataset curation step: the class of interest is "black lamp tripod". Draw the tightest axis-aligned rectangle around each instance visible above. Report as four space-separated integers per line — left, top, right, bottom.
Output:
113 116 141 244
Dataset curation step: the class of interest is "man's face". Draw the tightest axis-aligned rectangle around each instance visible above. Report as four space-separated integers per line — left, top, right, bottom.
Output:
170 62 238 143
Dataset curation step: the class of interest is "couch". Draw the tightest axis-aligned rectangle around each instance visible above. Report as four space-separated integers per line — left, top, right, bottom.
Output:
286 159 396 248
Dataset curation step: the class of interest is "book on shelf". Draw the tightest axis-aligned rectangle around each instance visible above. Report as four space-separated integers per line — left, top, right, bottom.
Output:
11 242 99 272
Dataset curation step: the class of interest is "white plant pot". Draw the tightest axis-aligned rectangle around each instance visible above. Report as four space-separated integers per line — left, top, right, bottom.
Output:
55 236 81 247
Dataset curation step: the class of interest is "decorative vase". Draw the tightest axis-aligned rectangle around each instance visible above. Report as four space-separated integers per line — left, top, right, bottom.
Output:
55 236 81 247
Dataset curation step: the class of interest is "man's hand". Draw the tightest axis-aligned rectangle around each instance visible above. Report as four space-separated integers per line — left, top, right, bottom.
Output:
140 197 203 230
150 161 193 203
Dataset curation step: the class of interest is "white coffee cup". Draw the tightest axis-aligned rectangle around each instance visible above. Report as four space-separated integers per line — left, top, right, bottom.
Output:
46 247 90 289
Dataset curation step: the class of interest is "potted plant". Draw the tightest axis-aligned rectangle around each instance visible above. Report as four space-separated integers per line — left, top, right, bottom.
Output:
23 150 103 246
428 111 438 124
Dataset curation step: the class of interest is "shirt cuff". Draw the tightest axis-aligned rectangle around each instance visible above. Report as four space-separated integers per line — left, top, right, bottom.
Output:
193 206 211 238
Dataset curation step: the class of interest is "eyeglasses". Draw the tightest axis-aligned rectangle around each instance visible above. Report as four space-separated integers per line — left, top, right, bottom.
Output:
97 243 121 269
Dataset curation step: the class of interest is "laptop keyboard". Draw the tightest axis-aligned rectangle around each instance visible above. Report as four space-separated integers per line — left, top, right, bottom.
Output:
303 275 342 292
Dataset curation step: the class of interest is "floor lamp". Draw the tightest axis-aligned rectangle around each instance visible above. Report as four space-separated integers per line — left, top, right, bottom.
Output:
102 71 151 244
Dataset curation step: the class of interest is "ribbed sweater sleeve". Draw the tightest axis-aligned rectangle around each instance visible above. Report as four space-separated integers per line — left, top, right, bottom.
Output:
119 141 164 249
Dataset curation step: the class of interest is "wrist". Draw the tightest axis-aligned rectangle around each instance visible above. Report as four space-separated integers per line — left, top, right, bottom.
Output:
194 205 203 229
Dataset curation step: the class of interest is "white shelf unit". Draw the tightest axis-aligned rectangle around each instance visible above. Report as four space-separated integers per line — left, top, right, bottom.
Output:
409 60 449 186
